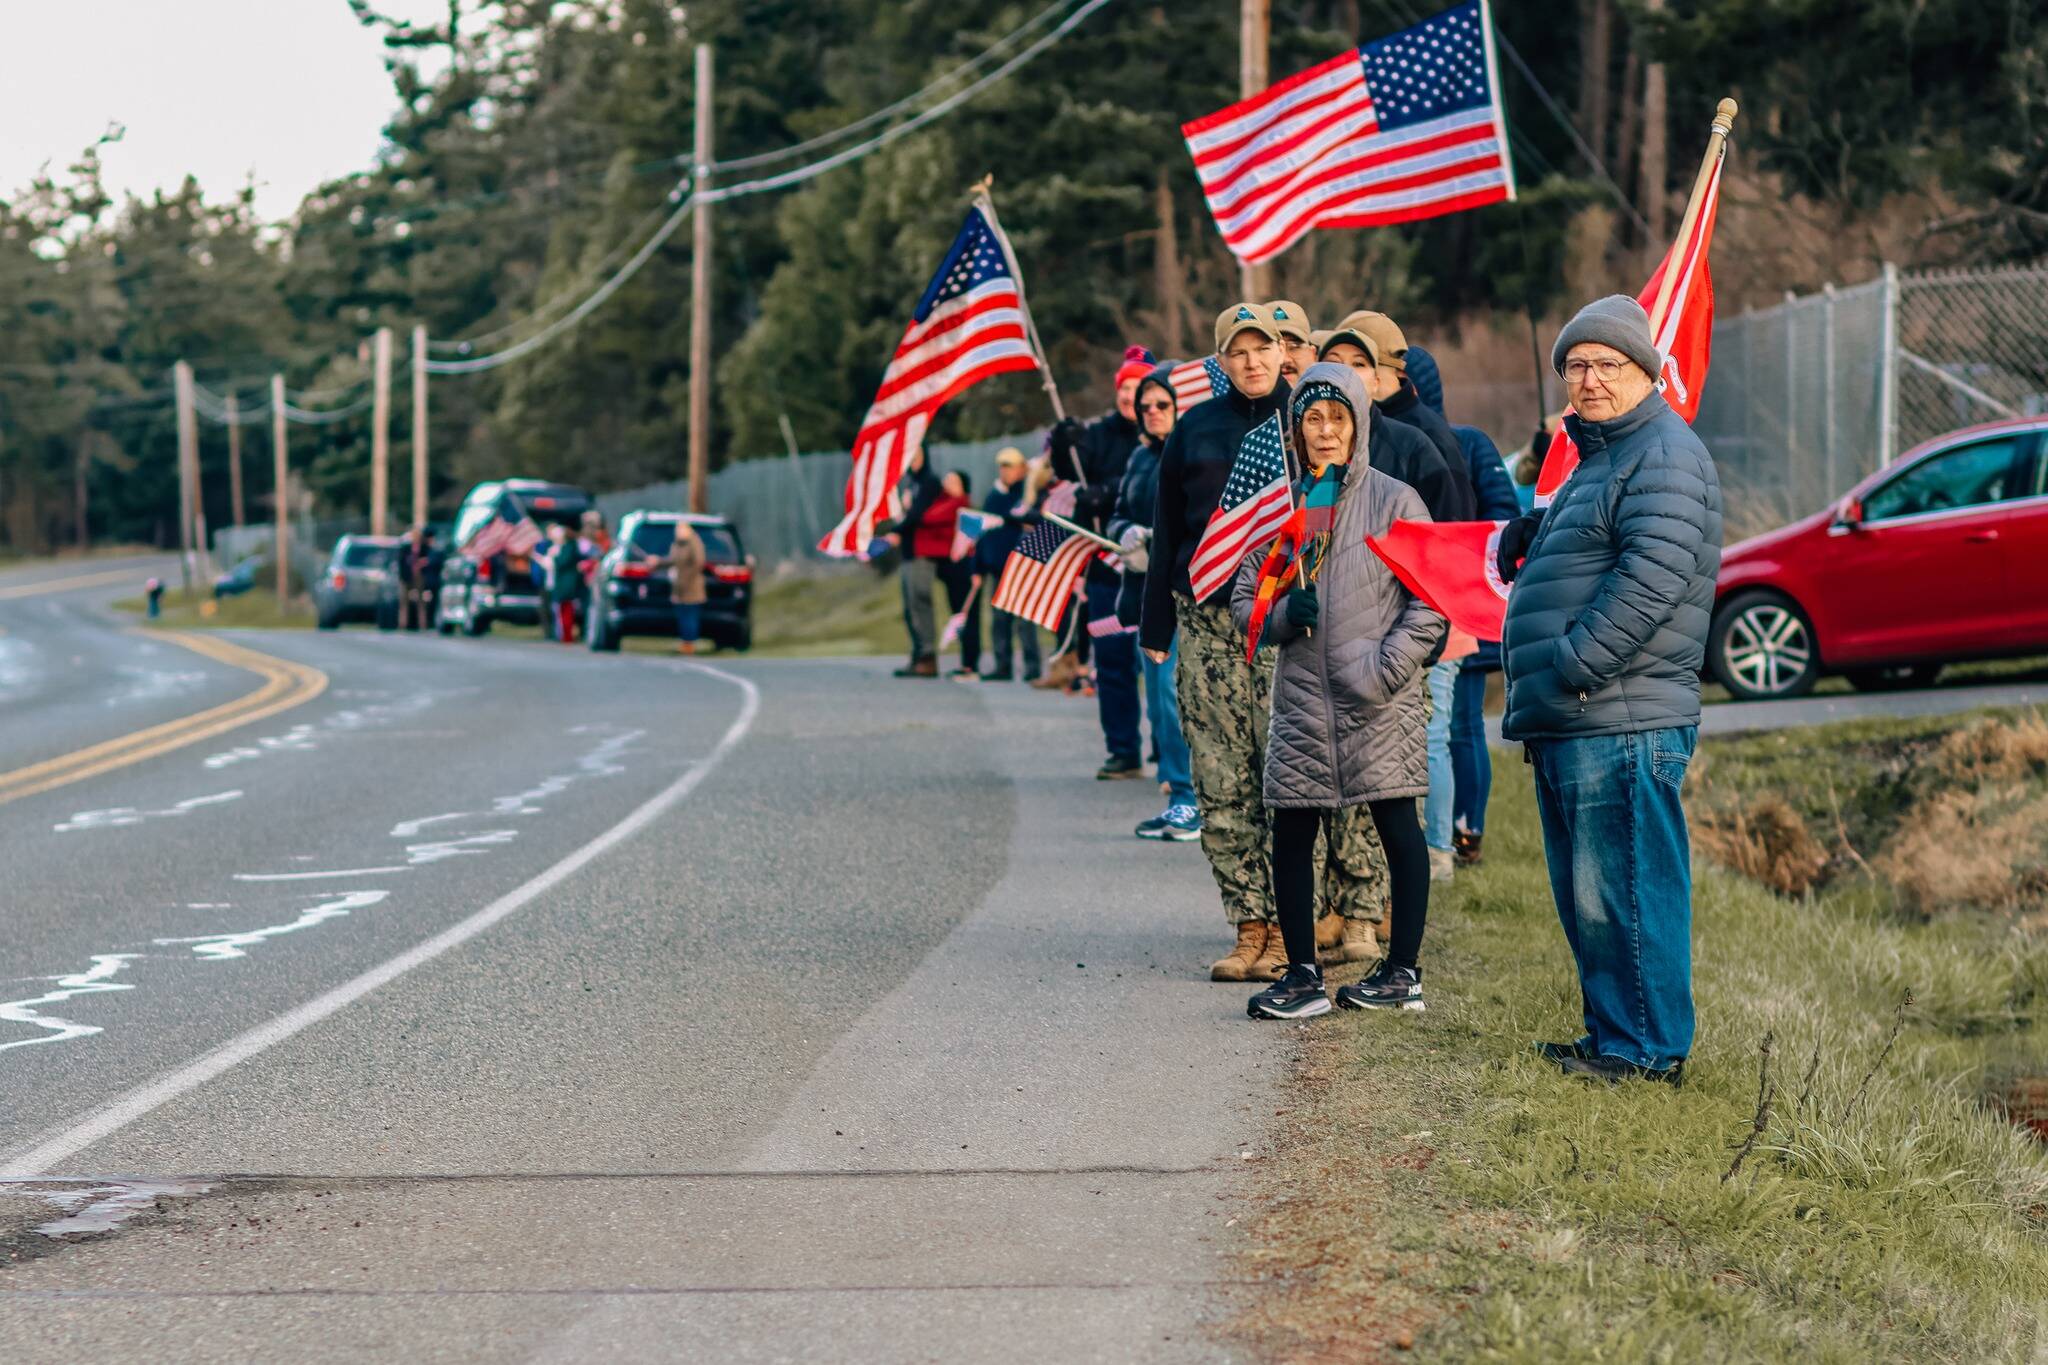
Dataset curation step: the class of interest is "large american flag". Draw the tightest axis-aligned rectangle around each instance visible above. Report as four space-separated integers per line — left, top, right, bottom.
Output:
820 206 1041 555
464 510 543 562
991 520 1095 632
1168 356 1230 415
1182 0 1515 267
1187 413 1294 602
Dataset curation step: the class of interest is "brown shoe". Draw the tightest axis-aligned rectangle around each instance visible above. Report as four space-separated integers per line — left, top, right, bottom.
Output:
1339 917 1381 963
1210 922 1267 982
891 655 938 678
1249 921 1289 981
1030 652 1081 691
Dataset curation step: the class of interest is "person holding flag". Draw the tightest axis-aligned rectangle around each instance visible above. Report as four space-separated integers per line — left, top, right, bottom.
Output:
1234 362 1445 1019
1497 295 1723 1085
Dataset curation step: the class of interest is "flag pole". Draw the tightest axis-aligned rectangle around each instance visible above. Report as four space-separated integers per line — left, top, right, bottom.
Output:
1648 98 1737 334
1042 509 1124 554
972 177 1066 423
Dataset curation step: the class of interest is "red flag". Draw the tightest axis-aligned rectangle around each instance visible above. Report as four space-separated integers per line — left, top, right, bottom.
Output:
1366 519 1512 642
1535 152 1723 502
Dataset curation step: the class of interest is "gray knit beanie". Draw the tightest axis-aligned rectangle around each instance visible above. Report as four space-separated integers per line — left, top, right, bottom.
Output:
1551 294 1660 380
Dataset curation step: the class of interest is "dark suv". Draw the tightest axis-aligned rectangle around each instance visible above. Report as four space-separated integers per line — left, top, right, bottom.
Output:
587 512 753 652
436 479 593 636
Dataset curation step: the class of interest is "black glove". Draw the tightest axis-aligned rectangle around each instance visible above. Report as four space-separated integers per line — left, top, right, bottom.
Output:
1496 513 1541 584
1284 584 1319 632
1047 418 1084 473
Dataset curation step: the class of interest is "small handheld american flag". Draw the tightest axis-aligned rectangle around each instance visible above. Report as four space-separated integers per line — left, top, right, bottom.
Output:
1167 356 1230 415
992 520 1095 632
1187 413 1295 603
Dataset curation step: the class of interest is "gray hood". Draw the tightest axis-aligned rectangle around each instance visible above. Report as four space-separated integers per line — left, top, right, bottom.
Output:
1287 361 1373 469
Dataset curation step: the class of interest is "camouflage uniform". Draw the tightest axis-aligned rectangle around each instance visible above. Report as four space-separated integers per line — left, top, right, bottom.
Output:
1174 594 1390 925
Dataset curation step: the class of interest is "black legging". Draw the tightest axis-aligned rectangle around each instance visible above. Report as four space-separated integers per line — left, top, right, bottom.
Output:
1272 800 1430 972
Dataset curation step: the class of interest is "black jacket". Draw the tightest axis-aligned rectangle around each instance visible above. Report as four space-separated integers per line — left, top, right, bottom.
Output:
1377 381 1475 522
1108 439 1163 628
1140 378 1292 652
1500 394 1723 741
1051 409 1137 586
1365 408 1462 525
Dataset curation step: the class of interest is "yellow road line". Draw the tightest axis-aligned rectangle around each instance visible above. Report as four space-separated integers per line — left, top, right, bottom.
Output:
0 631 327 807
0 568 147 601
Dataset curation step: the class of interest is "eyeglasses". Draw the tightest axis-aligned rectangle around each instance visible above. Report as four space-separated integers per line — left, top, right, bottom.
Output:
1563 358 1632 383
1139 399 1175 413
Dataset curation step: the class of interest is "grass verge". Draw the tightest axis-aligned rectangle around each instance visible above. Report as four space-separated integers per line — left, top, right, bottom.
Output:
110 587 314 630
1225 712 2048 1362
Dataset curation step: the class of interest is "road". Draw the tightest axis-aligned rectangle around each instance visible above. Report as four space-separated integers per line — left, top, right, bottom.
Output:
0 559 1273 1363
1 558 2037 1363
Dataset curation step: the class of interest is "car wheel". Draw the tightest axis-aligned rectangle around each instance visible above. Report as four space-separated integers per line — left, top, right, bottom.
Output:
589 611 621 652
730 622 752 653
1845 663 1942 693
376 601 399 632
316 612 338 631
1710 591 1818 701
463 612 491 638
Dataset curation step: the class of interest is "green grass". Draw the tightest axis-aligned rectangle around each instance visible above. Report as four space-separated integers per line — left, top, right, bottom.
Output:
110 586 315 630
1228 715 2048 1362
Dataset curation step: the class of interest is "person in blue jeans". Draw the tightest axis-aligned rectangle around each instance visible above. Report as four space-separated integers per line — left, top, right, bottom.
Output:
1109 363 1200 841
1497 295 1723 1085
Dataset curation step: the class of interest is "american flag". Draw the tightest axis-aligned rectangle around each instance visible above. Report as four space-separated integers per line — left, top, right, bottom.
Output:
1181 0 1515 267
1168 356 1230 415
820 207 1041 555
1187 414 1294 602
1087 614 1136 639
950 509 994 562
991 521 1095 632
464 511 543 563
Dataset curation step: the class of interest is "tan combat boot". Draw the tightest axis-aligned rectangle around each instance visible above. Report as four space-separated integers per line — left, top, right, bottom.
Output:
1314 912 1343 964
1210 921 1267 982
1248 921 1289 982
1339 917 1380 963
1031 651 1081 691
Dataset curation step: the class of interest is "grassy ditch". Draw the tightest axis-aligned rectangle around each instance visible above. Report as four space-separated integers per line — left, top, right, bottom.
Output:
1227 709 2048 1363
110 586 314 629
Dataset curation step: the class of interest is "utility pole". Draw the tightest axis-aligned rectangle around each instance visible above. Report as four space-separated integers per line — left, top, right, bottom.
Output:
74 432 90 551
226 393 246 528
688 41 713 514
174 359 196 591
272 374 289 608
1239 0 1271 302
411 324 429 528
370 325 392 535
1639 0 1669 246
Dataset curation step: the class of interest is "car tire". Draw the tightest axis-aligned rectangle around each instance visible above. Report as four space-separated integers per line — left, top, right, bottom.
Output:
463 612 491 638
1845 663 1942 693
376 601 399 632
589 610 621 653
316 612 338 631
730 622 752 653
1710 590 1819 701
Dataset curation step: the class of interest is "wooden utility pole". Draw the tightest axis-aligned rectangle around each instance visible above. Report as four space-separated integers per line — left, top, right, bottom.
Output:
1639 0 1669 246
272 374 289 607
1239 0 1271 302
411 324 429 528
173 359 196 591
687 42 714 514
370 325 392 535
1579 0 1614 171
74 432 90 551
226 393 246 528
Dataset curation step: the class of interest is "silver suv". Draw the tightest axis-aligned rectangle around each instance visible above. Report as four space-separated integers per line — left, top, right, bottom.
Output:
314 535 404 630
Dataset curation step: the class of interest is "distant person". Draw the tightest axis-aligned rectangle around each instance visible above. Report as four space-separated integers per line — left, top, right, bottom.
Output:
1265 300 1317 384
978 447 1040 682
882 445 944 678
145 577 164 619
416 528 443 630
545 522 583 644
669 519 706 656
931 469 982 679
1497 295 1723 1085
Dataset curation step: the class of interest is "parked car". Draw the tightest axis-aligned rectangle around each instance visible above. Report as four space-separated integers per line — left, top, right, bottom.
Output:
213 557 260 599
314 535 404 630
435 479 593 636
586 511 753 653
1710 417 2048 700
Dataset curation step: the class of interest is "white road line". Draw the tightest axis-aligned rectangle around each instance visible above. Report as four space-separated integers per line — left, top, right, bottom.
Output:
0 663 760 1177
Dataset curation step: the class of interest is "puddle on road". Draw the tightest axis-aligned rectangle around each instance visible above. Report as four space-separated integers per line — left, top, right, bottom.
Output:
0 1178 215 1238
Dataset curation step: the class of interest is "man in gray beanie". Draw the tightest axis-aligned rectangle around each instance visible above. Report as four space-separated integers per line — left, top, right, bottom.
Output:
1493 293 1723 1086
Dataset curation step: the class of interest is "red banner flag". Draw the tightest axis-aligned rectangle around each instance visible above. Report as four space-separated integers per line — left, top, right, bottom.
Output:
1366 518 1512 642
1535 151 1723 503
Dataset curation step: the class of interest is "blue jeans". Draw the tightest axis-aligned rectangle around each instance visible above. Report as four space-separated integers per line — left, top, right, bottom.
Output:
1450 665 1492 834
674 602 702 642
1422 659 1457 851
1086 578 1140 763
1141 638 1195 807
1529 727 1698 1069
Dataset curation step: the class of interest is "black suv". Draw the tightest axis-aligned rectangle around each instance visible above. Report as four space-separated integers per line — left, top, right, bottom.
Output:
436 479 593 636
587 511 753 652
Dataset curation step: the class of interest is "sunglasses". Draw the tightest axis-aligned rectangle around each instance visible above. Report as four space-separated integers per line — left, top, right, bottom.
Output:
1139 399 1175 413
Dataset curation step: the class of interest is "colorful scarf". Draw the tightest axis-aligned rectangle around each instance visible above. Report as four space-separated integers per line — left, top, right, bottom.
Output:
1243 461 1348 660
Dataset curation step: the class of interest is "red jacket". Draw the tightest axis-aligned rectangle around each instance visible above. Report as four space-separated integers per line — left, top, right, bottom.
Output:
913 493 968 561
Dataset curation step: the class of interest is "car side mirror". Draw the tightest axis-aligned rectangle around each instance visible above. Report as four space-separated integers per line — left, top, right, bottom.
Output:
1836 496 1864 530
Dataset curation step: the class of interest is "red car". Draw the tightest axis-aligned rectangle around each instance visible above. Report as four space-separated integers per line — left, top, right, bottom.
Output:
1710 417 2048 700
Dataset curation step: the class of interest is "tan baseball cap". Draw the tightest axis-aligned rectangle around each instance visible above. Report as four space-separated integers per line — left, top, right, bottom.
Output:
1349 310 1408 371
995 445 1027 468
1213 301 1283 353
1264 300 1314 343
1318 312 1382 368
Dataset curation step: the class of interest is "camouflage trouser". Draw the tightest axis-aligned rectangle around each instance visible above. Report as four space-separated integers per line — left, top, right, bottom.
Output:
1174 596 1391 925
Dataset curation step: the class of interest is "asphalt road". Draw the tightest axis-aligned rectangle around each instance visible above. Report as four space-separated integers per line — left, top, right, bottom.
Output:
0 560 1272 1363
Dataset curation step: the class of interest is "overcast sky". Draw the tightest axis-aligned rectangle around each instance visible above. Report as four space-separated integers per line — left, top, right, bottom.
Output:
2 0 450 221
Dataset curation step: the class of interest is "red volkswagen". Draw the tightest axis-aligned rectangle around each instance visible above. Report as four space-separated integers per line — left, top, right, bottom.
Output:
1710 417 2048 700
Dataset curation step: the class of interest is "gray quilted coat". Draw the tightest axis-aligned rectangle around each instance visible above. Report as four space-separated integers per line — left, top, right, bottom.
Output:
1231 362 1447 810
1501 392 1722 741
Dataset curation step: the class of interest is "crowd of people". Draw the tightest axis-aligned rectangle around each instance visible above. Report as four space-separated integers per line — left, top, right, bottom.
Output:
880 289 1723 1086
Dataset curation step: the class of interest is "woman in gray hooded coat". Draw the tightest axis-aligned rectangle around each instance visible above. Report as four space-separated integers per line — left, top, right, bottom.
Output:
1231 361 1445 1019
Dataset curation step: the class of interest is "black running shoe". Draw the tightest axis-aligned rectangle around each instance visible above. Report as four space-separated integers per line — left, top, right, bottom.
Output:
1536 1038 1592 1063
1334 961 1425 1012
1559 1054 1684 1086
1247 964 1330 1020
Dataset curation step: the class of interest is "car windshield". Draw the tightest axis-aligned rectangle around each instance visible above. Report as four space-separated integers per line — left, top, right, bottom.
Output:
341 543 399 568
628 522 738 563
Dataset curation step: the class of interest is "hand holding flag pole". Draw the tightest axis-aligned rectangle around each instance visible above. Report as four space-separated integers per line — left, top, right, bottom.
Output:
1041 510 1122 554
